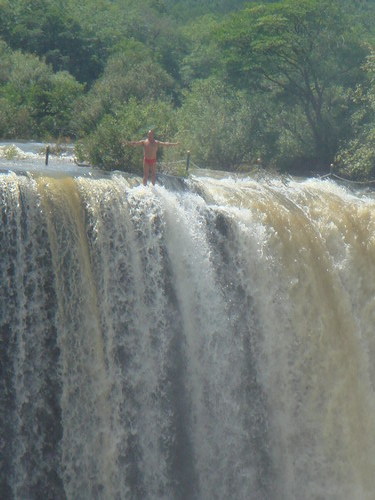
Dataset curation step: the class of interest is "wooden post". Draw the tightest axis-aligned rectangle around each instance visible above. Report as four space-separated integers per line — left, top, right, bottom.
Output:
186 150 190 173
45 146 50 165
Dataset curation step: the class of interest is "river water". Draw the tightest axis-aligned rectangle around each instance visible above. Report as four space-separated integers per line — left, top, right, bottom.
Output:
1 144 375 499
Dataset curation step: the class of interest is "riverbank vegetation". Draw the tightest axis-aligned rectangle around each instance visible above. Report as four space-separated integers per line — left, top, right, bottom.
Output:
1 0 375 179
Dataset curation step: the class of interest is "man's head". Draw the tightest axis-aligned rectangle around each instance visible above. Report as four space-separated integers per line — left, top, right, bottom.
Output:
148 129 155 141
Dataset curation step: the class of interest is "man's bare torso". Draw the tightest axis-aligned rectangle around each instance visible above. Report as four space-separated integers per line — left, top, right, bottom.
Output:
143 139 159 160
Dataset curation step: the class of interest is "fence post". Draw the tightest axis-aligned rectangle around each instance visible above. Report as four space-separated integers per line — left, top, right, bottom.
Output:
45 145 50 165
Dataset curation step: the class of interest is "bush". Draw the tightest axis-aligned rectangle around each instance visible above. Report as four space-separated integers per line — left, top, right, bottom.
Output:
38 71 84 138
76 98 177 171
74 42 177 136
334 47 375 180
0 98 35 138
176 78 268 170
0 48 84 139
335 128 375 180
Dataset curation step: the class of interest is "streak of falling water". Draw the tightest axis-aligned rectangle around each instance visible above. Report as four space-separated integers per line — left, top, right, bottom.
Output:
1 171 375 499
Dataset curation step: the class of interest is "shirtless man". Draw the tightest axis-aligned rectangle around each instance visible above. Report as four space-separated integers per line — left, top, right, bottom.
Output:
126 129 179 185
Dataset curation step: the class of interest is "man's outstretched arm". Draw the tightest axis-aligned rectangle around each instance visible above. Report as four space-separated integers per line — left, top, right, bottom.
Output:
157 141 180 147
124 140 145 146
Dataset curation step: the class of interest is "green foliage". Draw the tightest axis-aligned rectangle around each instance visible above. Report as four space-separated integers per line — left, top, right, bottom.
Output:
0 0 106 83
335 47 375 180
0 46 84 138
77 98 177 171
335 130 375 180
74 42 176 135
176 78 268 169
180 15 222 85
163 0 250 21
1 0 375 178
66 0 185 82
217 0 368 169
0 99 35 138
37 71 85 137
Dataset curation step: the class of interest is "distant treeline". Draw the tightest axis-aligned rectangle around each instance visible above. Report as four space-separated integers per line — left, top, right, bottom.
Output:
1 0 375 179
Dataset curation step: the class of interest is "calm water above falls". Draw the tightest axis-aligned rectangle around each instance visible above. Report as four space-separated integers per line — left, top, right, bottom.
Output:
1 169 375 499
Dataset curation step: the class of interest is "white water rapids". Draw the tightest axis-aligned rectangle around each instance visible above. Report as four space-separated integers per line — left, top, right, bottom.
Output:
1 170 375 499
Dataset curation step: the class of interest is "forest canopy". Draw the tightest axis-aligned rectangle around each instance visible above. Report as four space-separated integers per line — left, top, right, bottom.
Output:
1 0 375 179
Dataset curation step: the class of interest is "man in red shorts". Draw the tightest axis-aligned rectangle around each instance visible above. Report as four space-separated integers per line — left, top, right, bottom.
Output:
125 129 179 185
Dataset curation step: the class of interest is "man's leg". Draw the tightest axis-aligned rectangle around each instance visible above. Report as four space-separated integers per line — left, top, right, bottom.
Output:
150 163 157 186
143 162 150 185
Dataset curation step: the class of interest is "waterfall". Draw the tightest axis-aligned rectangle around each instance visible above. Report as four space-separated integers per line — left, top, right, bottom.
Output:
1 171 375 499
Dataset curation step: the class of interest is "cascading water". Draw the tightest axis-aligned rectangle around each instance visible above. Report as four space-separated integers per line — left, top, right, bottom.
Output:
1 170 375 499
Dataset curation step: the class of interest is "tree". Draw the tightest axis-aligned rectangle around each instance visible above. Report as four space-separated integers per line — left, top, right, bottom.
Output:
176 77 268 169
217 0 367 169
0 0 106 84
76 98 177 171
179 15 222 85
0 46 84 138
37 71 85 137
70 0 186 82
74 41 177 135
162 0 251 21
335 46 375 180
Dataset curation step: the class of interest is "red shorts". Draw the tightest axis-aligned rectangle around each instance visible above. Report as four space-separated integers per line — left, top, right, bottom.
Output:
144 157 157 166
